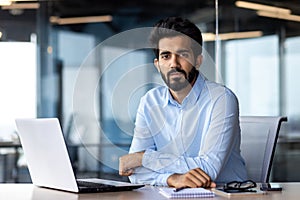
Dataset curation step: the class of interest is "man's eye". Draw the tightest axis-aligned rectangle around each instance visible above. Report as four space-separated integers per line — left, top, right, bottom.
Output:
179 53 189 58
161 54 170 59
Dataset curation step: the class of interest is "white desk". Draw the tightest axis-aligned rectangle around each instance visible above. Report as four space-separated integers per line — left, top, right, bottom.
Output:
0 183 299 200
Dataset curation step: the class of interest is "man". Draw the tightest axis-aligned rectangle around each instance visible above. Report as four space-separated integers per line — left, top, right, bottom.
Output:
119 17 247 189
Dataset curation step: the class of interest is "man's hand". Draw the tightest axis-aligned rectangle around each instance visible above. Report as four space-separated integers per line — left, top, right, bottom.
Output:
119 152 144 176
167 168 216 189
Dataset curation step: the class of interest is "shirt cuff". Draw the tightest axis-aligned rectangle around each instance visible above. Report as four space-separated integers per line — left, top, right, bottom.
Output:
157 173 173 186
142 148 156 167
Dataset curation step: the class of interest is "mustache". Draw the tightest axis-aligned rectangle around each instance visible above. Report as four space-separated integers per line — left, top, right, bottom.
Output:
167 67 187 78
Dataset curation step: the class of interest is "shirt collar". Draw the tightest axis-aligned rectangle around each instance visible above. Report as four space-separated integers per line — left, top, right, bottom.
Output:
163 72 205 108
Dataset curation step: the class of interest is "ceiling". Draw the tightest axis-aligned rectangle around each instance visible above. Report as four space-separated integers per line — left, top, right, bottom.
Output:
51 0 213 18
49 0 215 32
1 0 300 40
51 0 300 36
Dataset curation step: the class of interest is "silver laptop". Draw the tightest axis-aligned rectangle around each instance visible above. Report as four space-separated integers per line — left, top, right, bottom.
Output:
15 118 144 193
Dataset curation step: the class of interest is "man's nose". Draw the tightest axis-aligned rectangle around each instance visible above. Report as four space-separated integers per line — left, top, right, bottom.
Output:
170 54 180 68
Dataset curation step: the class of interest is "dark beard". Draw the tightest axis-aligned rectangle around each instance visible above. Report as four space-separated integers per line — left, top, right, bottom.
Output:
161 67 198 91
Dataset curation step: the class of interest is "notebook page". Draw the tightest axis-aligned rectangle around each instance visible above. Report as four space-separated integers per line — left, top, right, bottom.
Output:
158 187 215 198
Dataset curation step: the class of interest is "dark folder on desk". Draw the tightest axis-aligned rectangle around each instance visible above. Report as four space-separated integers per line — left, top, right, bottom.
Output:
212 188 266 197
15 118 144 193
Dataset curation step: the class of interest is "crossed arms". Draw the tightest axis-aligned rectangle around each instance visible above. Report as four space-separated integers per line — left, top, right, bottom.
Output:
119 151 216 188
118 85 242 188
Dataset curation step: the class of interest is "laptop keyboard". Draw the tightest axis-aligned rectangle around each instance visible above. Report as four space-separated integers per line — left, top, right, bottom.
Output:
77 180 116 189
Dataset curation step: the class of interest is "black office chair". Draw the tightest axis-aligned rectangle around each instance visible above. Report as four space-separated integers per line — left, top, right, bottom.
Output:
239 116 287 183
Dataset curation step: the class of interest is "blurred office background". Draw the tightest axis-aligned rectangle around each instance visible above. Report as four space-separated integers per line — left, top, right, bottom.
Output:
0 0 300 183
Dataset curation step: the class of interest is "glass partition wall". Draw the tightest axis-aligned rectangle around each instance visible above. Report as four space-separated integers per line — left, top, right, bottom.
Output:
213 1 300 181
1 0 300 182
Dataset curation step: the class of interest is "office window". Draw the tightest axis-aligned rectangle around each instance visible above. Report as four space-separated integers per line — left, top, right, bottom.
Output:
0 42 36 138
224 36 279 116
99 46 153 173
58 30 98 172
286 36 300 132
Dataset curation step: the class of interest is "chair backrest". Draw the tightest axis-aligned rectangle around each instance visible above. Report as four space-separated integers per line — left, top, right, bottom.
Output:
239 116 287 183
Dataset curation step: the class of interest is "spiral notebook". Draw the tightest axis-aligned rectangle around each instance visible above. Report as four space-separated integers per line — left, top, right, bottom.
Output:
158 187 215 198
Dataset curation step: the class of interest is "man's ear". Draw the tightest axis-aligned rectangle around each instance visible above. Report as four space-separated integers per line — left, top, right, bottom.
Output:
196 55 203 66
154 58 160 72
195 55 203 70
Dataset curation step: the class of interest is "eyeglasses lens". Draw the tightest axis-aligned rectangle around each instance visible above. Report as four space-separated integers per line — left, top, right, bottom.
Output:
224 180 256 192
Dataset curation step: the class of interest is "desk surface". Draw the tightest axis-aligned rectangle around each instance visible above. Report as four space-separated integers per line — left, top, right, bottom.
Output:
0 183 299 200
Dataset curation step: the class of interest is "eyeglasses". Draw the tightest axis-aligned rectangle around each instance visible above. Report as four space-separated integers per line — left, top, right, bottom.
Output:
223 180 257 193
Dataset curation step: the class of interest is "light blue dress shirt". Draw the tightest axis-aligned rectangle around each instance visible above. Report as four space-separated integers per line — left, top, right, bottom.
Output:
129 72 247 186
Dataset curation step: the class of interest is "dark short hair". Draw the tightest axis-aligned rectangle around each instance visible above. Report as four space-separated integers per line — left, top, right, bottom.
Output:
149 17 203 58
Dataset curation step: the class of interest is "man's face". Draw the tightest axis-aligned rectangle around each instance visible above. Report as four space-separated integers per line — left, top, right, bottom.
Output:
154 36 200 92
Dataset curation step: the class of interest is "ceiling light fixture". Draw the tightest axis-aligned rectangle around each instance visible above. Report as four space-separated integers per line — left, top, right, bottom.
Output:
203 31 263 41
0 0 37 6
235 1 300 23
49 15 113 25
0 0 12 6
235 1 291 14
1 2 39 9
10 0 38 1
257 10 300 22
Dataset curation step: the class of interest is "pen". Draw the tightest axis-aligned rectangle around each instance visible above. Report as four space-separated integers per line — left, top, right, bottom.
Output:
174 187 185 192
